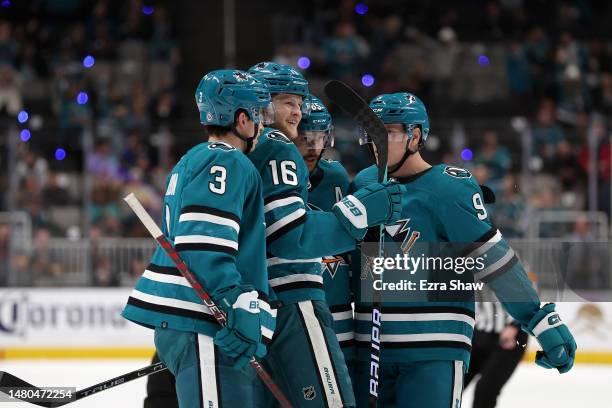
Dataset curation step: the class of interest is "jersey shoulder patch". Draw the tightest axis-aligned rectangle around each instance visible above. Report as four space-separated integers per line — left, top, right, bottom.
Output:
208 141 236 151
442 165 472 179
266 130 292 144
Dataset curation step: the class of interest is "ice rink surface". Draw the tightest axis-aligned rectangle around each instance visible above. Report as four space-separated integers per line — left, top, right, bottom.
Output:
0 359 610 407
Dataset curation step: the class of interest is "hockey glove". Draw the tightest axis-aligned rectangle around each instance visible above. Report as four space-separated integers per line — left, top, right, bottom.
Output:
332 182 403 240
525 303 577 373
213 286 267 368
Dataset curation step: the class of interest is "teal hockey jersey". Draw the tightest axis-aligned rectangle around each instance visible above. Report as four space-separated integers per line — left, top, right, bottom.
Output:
307 159 354 361
247 128 357 304
352 164 540 366
122 141 275 343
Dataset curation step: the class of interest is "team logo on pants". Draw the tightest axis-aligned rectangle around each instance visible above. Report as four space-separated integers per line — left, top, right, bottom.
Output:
302 385 316 401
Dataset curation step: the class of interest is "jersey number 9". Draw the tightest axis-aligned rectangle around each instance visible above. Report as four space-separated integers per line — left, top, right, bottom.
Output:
472 193 488 220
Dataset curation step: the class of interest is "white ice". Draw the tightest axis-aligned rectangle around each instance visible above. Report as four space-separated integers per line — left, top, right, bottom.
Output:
0 359 611 407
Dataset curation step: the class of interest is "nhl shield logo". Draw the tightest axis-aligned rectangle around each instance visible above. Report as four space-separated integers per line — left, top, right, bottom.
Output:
302 386 316 401
206 112 214 122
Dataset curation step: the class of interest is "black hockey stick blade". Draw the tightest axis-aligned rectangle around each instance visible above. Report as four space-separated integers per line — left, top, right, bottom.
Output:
0 362 168 407
324 80 388 182
0 371 55 407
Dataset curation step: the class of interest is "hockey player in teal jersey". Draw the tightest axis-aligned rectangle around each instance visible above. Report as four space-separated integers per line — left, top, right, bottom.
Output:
122 70 278 408
294 95 355 367
247 62 402 408
352 92 577 408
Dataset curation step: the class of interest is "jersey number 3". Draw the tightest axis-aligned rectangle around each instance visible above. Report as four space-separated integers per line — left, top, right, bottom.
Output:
472 193 488 220
209 165 226 194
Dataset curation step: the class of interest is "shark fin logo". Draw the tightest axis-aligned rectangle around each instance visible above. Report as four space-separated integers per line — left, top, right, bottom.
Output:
384 218 420 254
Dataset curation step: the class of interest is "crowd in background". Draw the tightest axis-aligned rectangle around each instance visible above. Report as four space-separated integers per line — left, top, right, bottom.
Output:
1 0 611 287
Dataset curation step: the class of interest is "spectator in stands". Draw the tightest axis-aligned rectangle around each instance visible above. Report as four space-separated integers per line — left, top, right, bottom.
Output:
149 6 180 66
93 256 120 287
0 20 17 65
87 139 121 183
0 63 22 118
490 174 527 238
324 20 369 82
88 182 121 236
43 171 74 206
546 139 583 191
565 216 610 290
532 99 566 165
474 130 511 190
579 117 610 215
30 228 63 282
16 149 48 187
505 40 532 106
57 81 93 143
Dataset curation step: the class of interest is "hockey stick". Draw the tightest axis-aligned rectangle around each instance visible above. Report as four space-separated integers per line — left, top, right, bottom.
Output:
324 80 388 408
0 361 167 407
123 193 293 408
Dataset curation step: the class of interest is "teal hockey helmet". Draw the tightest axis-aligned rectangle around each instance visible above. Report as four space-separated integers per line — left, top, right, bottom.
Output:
248 61 309 97
362 92 430 144
195 69 274 127
299 95 332 133
298 94 334 149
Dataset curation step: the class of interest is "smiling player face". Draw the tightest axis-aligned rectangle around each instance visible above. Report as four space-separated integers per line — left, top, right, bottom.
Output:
271 93 303 140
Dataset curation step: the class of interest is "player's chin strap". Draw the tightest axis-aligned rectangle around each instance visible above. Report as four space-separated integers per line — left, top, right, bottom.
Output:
388 131 423 175
231 124 259 154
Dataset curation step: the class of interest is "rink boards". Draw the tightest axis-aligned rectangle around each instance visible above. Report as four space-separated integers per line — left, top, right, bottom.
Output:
1 288 611 363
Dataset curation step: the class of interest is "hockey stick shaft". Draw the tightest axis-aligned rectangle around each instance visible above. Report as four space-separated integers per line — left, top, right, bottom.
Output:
0 362 168 407
323 80 387 407
123 193 293 408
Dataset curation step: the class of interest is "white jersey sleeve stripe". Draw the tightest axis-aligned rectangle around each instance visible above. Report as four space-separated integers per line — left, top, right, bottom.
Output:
265 208 306 237
179 212 240 233
174 235 238 250
264 196 304 213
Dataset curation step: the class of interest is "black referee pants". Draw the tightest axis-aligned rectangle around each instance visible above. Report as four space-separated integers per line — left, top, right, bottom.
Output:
464 329 528 408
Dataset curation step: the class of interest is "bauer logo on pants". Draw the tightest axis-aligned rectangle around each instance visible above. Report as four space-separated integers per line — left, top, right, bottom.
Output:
302 385 316 401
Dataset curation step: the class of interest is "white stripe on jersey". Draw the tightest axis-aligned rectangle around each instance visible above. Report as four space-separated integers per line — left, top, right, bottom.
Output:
354 312 474 327
267 257 322 266
452 361 464 408
197 334 219 408
466 229 502 259
264 196 304 213
130 289 212 315
474 248 515 281
298 301 344 407
331 310 353 321
269 273 323 288
336 331 354 342
174 235 238 250
262 326 274 342
266 208 306 237
179 212 240 233
355 332 472 345
142 269 190 287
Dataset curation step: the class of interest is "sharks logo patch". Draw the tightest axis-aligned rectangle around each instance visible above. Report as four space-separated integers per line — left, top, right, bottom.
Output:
385 218 420 254
267 130 292 144
443 166 472 179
